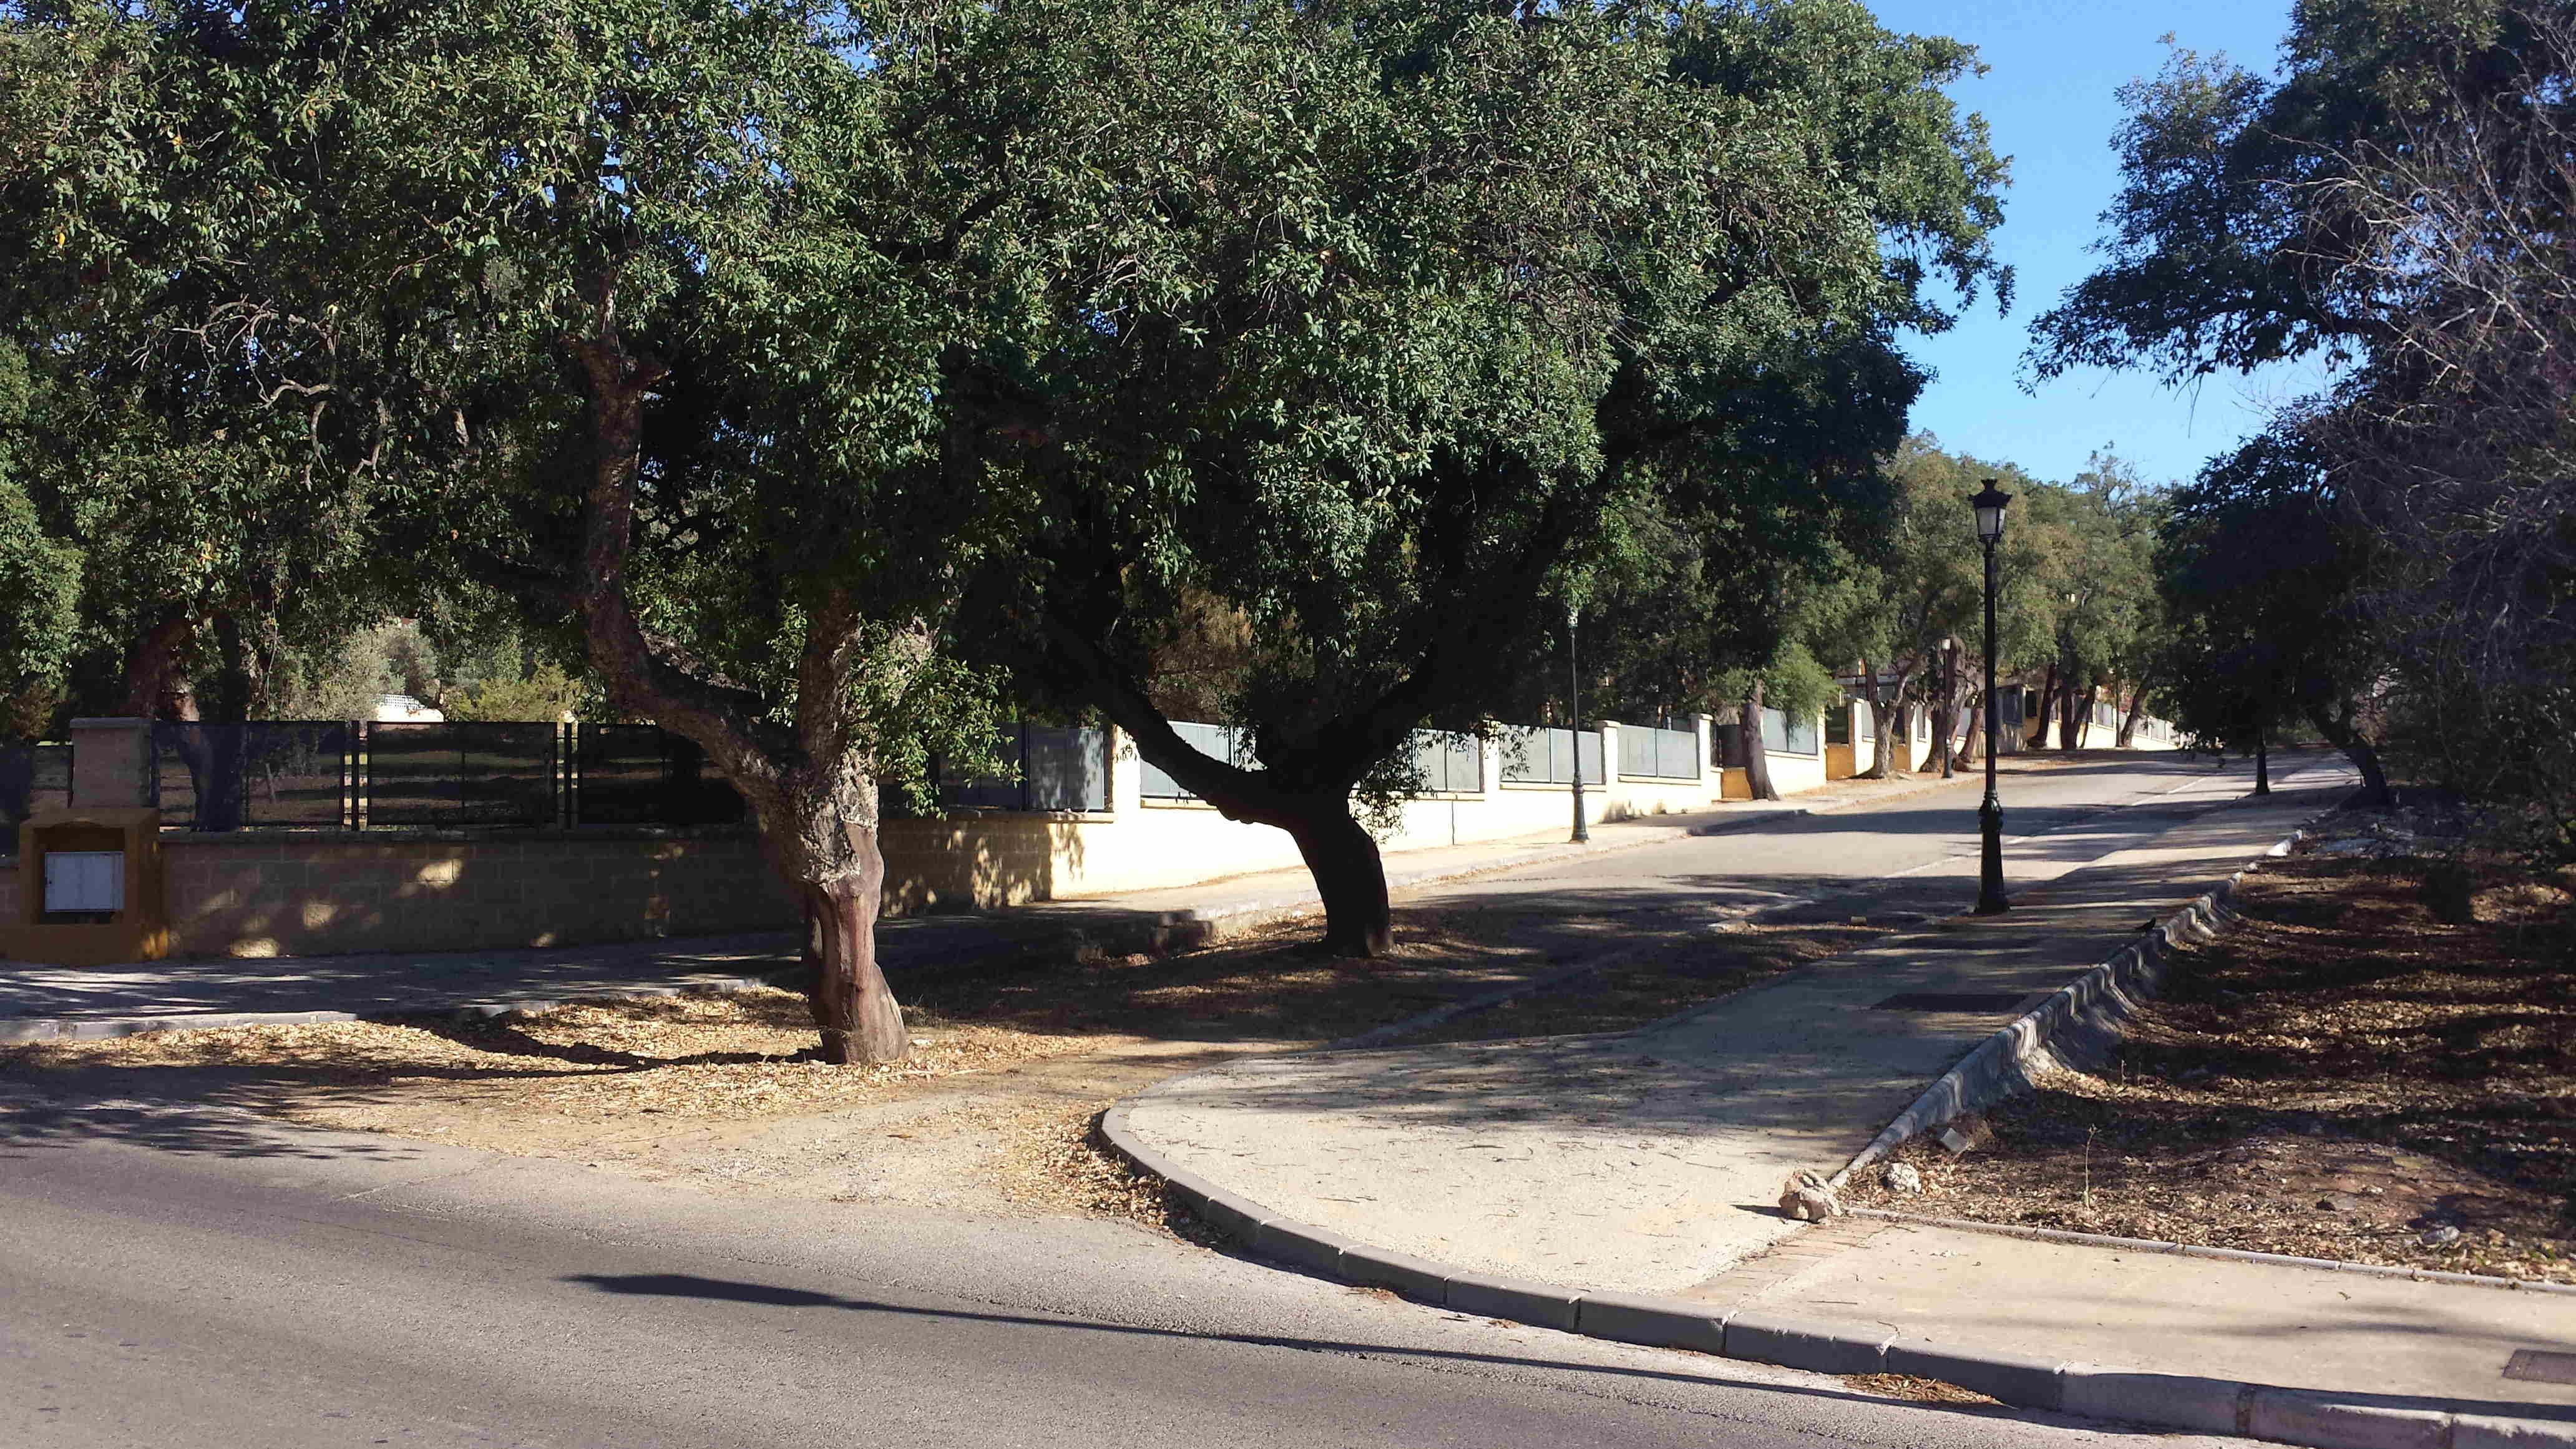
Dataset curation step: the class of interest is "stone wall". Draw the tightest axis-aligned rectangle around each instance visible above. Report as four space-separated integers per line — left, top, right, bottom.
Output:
159 830 800 958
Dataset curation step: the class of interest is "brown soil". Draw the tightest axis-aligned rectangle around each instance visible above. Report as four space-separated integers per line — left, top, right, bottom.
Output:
1843 843 2576 1284
6 766 2044 1223
4 900 1881 1222
1842 1373 2002 1407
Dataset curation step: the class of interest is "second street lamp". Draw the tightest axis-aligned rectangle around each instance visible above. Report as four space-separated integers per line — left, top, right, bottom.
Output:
1971 479 2012 915
1566 602 1589 844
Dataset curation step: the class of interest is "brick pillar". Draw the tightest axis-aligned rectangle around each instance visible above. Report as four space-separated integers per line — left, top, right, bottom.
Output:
69 718 152 809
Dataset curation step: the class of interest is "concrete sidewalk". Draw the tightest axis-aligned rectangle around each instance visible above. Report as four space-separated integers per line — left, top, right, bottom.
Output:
1098 761 2576 1443
1697 1214 2576 1416
1114 769 2356 1295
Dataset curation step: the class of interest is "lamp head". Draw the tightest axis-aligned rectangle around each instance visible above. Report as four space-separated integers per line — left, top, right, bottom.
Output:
1970 479 2012 543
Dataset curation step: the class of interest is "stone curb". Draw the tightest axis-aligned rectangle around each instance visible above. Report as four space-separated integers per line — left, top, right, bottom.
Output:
1101 1096 2576 1449
1826 791 2351 1191
1093 780 2576 1449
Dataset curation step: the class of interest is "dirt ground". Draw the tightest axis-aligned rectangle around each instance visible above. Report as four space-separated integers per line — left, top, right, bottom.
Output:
1845 832 2576 1284
2 900 1887 1225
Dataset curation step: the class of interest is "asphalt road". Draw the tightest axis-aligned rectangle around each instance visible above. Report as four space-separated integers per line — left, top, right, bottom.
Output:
0 1106 2251 1449
1413 749 2343 936
0 751 2302 1448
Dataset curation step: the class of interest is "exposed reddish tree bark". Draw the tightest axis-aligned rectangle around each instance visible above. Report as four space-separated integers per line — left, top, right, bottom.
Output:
567 288 909 1065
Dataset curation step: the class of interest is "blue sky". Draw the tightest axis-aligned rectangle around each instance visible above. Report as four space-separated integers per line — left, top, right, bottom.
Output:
1870 0 2328 489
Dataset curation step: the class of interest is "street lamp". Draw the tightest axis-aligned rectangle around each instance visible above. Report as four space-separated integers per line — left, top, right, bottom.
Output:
1566 602 1589 843
1971 479 2012 914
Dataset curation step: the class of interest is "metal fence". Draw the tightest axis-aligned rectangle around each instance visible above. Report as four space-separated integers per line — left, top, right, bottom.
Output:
570 724 747 826
1618 719 1699 781
1498 726 1603 785
147 719 1122 831
1138 721 1253 803
1410 731 1484 794
151 722 358 831
931 723 1110 813
0 741 72 836
364 721 558 828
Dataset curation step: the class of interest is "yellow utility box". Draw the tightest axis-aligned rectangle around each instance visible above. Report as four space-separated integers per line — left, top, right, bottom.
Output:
3 807 168 965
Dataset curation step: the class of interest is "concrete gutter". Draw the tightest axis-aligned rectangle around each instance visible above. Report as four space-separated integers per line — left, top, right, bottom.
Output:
1098 792 2576 1449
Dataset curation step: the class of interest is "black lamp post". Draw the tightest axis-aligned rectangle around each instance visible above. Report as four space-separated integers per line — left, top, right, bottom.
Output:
1971 480 2012 915
1566 602 1589 843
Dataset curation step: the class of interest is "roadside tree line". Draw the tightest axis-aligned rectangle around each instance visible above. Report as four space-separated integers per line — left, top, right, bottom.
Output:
1 0 2074 1061
2035 0 2576 837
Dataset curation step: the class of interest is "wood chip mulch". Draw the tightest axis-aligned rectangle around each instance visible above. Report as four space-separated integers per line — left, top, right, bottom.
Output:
1843 831 2576 1284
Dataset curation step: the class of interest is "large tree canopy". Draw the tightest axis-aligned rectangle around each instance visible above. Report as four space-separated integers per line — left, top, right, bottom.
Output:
0 0 1056 1060
959 0 2011 952
2035 0 2572 839
2024 0 2555 385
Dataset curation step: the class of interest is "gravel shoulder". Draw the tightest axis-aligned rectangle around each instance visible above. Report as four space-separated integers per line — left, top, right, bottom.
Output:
1844 819 2576 1283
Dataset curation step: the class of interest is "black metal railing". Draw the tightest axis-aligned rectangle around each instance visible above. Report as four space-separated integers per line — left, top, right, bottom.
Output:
0 741 72 836
925 723 1110 814
150 722 357 831
145 719 1107 832
570 724 746 827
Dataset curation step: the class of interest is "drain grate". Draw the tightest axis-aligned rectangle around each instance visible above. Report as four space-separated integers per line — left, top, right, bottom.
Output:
2505 1350 2576 1385
1871 992 2032 1013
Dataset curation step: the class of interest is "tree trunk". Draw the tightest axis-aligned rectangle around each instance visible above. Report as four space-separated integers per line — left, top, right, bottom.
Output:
1858 658 1891 779
799 859 906 1065
2034 660 2057 751
2306 703 2394 807
1937 648 1958 778
120 609 197 719
2254 728 2271 795
1958 691 1984 767
569 291 912 1065
2117 673 2151 748
1739 685 1780 801
1286 796 1393 956
2057 666 2083 751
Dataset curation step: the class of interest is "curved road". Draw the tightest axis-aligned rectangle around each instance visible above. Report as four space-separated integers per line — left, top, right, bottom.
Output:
1 751 2299 1448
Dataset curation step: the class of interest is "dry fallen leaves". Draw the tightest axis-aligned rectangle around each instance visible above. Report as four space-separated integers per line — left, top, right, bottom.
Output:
1845 839 2576 1284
